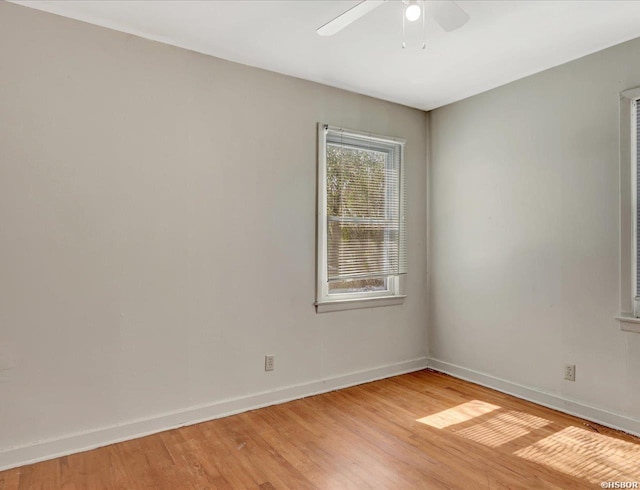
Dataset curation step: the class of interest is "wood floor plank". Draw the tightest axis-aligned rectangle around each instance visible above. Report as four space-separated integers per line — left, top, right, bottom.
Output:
251 404 370 489
158 427 234 489
15 458 59 490
2 369 639 489
0 468 20 490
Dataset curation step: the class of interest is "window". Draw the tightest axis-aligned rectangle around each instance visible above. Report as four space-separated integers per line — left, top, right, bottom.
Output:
617 88 640 331
634 95 640 318
619 88 640 319
316 124 407 313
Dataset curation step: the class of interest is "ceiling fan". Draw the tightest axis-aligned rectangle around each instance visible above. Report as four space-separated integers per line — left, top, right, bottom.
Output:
317 0 470 40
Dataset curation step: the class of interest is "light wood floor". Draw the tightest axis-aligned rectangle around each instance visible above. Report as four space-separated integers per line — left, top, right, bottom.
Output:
1 369 639 489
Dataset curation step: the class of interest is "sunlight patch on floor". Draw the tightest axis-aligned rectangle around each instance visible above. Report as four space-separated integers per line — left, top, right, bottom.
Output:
416 400 500 429
454 410 551 447
514 426 640 484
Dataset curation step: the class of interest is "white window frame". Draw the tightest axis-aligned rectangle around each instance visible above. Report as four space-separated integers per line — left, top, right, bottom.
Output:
315 124 407 313
633 94 640 318
616 88 640 332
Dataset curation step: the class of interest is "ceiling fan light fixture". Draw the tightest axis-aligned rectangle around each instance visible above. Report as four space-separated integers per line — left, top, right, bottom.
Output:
316 0 469 40
405 2 421 22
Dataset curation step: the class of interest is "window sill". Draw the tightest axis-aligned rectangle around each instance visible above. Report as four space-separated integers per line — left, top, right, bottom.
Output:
315 295 406 313
615 314 640 333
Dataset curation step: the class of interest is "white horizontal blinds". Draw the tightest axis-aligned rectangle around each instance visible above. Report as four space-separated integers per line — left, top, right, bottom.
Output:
398 142 407 277
636 99 640 300
325 127 407 282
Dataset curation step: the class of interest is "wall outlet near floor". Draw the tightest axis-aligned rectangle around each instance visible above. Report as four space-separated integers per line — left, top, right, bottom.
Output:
265 355 275 372
564 363 576 381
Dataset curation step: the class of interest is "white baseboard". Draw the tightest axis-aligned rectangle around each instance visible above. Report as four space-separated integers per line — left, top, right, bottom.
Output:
427 357 640 437
0 357 428 472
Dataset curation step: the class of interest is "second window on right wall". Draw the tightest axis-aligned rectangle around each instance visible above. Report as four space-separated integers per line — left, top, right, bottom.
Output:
633 94 640 317
631 98 640 318
622 88 640 318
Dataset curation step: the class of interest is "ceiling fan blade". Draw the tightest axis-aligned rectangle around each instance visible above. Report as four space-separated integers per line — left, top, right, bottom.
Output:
317 0 387 36
430 0 470 32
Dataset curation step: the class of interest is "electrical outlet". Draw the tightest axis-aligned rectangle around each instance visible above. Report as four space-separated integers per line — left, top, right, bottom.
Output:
564 363 576 381
265 355 274 372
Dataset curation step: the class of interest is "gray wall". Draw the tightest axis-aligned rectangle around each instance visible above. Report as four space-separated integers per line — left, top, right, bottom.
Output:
429 35 640 426
0 1 427 460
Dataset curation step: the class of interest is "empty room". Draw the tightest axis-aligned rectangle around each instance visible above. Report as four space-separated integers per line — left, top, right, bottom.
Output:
1 0 640 488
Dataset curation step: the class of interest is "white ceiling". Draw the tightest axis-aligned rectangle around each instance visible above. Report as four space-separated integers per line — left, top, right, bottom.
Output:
13 0 640 110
